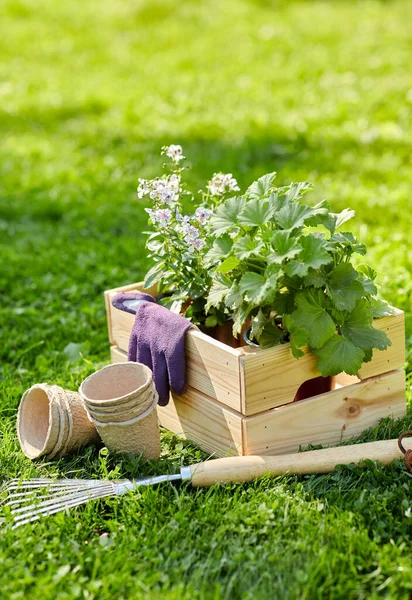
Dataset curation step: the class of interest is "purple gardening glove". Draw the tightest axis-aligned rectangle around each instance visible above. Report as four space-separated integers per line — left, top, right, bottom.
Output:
111 292 193 406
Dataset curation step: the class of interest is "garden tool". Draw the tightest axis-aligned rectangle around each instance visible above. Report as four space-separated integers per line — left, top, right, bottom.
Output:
80 362 161 460
112 291 193 405
3 432 412 529
17 384 100 460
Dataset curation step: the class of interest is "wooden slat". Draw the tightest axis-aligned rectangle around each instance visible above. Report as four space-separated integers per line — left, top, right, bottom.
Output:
239 308 405 416
242 370 406 456
105 283 243 411
110 346 243 457
358 308 405 379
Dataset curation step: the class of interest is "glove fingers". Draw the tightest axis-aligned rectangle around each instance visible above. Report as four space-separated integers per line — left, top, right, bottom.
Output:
128 333 138 362
152 351 170 406
166 344 186 397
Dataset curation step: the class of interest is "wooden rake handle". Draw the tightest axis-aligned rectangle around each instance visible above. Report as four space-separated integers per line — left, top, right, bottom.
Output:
189 437 412 487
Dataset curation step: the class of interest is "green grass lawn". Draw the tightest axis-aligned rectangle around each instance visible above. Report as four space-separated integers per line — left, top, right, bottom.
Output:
1 0 412 597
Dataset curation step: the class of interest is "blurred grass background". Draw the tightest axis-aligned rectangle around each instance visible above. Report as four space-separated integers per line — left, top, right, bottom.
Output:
0 0 411 598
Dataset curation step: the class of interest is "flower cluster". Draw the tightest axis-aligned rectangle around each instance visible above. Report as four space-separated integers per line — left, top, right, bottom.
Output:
141 145 242 322
207 172 240 197
137 174 181 204
161 144 185 164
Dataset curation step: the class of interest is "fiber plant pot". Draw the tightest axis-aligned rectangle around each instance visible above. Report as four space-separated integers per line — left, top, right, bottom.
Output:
17 384 100 460
79 362 161 461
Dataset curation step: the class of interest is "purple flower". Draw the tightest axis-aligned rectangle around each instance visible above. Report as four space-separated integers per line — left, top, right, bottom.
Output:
195 207 211 224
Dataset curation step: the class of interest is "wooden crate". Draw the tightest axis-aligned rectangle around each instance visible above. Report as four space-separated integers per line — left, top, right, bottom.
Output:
105 282 406 457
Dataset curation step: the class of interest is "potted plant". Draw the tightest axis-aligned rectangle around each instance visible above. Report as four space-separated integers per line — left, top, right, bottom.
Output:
104 145 406 457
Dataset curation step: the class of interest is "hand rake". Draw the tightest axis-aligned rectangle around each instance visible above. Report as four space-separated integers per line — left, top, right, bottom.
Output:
3 433 412 528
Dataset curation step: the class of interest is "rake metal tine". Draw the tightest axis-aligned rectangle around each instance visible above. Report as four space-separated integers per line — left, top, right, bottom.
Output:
5 479 99 490
10 484 115 516
12 488 115 527
5 486 111 506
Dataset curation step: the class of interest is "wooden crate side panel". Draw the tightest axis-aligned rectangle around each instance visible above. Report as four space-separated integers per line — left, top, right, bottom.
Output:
106 285 243 412
243 370 406 456
358 309 405 379
110 346 243 457
240 344 320 415
240 308 404 416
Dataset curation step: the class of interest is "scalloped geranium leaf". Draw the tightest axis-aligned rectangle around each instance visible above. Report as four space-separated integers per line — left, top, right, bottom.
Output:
238 198 276 227
216 255 240 274
209 196 246 236
290 290 336 348
246 172 277 200
315 335 365 376
239 272 279 305
268 230 301 265
322 208 355 234
326 263 364 311
233 236 264 260
341 300 391 351
232 302 253 336
205 274 232 311
284 235 332 278
205 235 233 265
370 297 394 318
258 322 284 348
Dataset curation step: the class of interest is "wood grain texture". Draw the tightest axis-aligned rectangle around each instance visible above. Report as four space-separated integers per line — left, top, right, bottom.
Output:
358 308 405 379
242 370 406 456
189 437 412 486
110 346 243 457
239 308 405 415
105 282 243 411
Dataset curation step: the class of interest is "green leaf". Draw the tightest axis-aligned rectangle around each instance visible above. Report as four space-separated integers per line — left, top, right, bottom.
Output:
284 235 332 278
205 315 218 328
205 235 233 265
258 322 284 349
357 264 377 281
283 181 313 202
290 290 336 348
225 283 243 309
304 272 327 288
239 272 279 305
232 303 253 336
209 196 245 236
275 202 317 231
250 309 271 340
330 232 367 256
238 198 275 227
144 261 165 288
216 256 240 274
370 297 394 318
322 208 355 234
272 291 295 315
289 327 308 359
246 172 277 200
315 335 365 376
341 300 391 351
233 236 264 260
206 274 232 311
268 230 301 264
326 263 364 311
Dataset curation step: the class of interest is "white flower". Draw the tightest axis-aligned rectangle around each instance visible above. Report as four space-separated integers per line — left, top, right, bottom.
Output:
207 173 240 196
195 207 211 224
405 507 412 518
148 176 181 205
162 144 185 164
137 178 150 198
148 208 172 227
183 225 199 239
